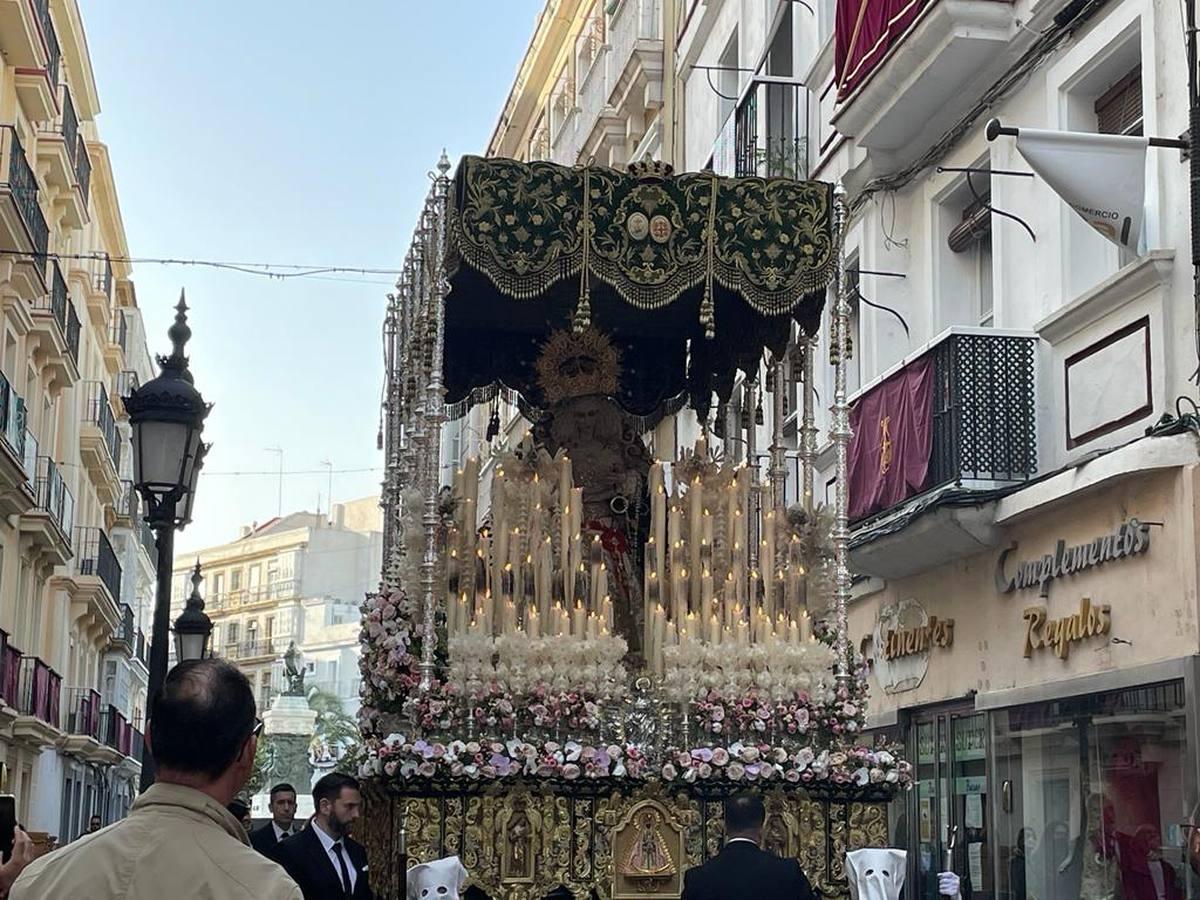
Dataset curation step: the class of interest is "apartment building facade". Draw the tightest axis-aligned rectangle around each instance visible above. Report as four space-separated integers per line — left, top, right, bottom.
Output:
172 498 382 719
0 0 156 842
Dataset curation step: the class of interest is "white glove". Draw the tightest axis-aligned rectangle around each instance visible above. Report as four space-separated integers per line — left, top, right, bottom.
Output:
938 871 961 897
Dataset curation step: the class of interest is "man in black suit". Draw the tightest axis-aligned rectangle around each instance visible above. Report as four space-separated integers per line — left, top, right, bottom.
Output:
250 783 299 859
682 793 818 900
276 772 372 900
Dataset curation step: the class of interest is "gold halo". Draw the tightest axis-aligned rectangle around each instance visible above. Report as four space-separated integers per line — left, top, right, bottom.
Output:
535 327 621 405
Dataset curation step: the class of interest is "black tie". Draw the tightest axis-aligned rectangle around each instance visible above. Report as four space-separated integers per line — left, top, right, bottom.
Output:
332 841 353 897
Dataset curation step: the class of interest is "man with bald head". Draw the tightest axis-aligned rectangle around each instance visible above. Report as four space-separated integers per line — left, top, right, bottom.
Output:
11 659 301 900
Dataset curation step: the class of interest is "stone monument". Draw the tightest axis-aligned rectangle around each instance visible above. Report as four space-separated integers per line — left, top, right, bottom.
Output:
250 641 317 821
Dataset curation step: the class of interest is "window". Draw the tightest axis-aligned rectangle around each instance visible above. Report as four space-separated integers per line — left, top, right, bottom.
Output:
937 168 994 328
265 616 275 639
210 572 224 599
1095 67 1142 137
229 568 242 591
227 622 239 647
717 30 739 127
549 65 575 139
992 683 1189 900
247 565 261 595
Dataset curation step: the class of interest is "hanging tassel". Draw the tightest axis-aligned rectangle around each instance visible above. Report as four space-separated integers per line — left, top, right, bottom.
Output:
765 364 776 394
486 404 500 442
740 399 752 433
755 394 764 426
712 403 727 440
573 290 592 334
699 290 715 340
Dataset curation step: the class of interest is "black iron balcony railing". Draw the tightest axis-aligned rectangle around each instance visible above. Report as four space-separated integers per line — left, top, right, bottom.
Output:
135 629 147 664
66 300 80 364
32 0 60 92
84 381 120 470
40 83 78 164
17 655 60 726
96 254 113 300
225 639 275 661
109 309 127 354
115 371 138 416
74 526 122 603
100 703 123 750
139 519 156 561
115 603 135 648
0 370 27 462
6 130 48 260
116 712 132 755
735 79 810 180
115 479 137 519
130 725 144 762
850 330 1038 524
74 137 90 204
34 455 74 537
62 686 101 738
0 631 19 709
33 259 66 328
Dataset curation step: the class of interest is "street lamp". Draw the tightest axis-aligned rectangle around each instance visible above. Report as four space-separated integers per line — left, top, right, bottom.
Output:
125 291 212 791
173 561 213 663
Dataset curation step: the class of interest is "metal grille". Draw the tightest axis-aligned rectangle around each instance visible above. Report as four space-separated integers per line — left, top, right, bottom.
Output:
929 333 1037 489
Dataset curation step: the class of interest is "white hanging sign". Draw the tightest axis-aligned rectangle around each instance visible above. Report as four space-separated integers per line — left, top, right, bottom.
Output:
1015 127 1149 250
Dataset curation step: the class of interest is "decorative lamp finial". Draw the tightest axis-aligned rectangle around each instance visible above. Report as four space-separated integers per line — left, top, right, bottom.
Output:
164 290 193 379
188 559 204 606
437 149 452 176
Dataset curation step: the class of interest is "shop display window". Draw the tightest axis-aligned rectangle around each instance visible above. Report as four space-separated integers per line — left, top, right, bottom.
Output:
992 682 1189 900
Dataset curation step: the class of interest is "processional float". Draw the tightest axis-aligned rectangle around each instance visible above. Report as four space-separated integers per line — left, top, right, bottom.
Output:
359 153 912 900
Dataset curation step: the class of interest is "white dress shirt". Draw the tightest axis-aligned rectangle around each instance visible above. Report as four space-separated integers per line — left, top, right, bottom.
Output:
311 819 357 893
271 822 294 843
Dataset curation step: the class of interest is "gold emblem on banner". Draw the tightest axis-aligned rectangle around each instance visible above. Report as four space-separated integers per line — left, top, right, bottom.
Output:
878 415 893 475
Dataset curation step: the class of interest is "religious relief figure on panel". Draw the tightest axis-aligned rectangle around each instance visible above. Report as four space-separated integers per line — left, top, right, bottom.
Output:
534 328 650 659
621 810 675 880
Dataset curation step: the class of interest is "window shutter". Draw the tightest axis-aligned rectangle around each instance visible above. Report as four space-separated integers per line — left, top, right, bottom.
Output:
948 196 992 253
1095 68 1143 136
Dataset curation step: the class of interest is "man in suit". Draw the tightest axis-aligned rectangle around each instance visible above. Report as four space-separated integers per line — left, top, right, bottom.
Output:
276 772 372 899
682 793 818 900
250 783 299 859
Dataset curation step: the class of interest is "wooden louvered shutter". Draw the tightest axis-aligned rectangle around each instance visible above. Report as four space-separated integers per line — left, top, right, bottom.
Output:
1095 68 1143 136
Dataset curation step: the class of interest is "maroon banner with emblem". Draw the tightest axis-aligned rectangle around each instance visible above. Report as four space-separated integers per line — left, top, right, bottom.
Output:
835 0 932 100
848 356 934 521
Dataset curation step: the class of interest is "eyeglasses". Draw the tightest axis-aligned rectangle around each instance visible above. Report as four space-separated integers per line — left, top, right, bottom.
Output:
251 718 264 738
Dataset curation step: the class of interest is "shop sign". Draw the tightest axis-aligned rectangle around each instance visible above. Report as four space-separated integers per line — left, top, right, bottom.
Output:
882 616 954 660
1022 597 1111 659
996 518 1151 597
868 600 951 694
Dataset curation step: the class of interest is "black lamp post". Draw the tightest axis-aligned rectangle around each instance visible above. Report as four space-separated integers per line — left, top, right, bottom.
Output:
125 292 211 791
173 561 213 663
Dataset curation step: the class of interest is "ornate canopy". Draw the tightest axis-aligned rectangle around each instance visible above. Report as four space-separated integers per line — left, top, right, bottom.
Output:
442 155 836 427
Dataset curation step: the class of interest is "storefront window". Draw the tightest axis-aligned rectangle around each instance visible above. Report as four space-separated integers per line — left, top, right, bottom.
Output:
991 682 1188 900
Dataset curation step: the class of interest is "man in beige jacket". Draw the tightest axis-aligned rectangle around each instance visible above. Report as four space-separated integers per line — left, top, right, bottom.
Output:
10 658 302 900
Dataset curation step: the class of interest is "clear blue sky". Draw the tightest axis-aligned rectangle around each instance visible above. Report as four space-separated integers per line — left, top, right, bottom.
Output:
82 1 543 555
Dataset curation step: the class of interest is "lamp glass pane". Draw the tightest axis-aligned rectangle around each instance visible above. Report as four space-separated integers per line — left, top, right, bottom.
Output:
175 630 207 663
134 420 191 489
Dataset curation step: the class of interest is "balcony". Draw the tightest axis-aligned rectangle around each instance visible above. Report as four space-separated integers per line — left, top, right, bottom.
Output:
11 0 58 122
113 479 137 527
0 0 52 70
74 137 90 207
104 308 127 372
223 638 277 662
0 127 49 299
601 0 662 155
108 603 135 657
139 520 157 571
95 703 124 764
135 629 147 666
848 328 1038 579
207 579 299 612
12 655 62 749
0 631 19 729
114 370 138 418
58 686 101 759
80 380 121 503
35 83 86 228
20 455 73 565
29 260 81 389
95 253 112 302
832 0 1015 164
67 526 123 636
734 78 810 180
0 371 35 517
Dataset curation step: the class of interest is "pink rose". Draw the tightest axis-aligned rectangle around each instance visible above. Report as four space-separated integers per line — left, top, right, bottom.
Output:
727 762 745 781
711 748 730 767
662 763 678 780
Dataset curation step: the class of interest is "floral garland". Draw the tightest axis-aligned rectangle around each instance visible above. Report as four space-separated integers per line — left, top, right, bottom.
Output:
358 588 420 736
357 734 911 790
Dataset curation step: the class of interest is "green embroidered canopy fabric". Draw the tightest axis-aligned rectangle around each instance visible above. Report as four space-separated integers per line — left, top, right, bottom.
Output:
442 155 836 428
